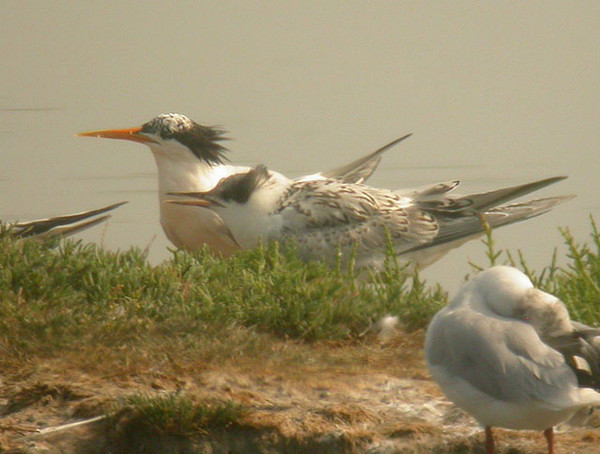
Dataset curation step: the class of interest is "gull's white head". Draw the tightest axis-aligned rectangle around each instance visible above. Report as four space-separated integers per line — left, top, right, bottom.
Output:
513 288 572 339
460 266 572 337
78 112 229 166
454 266 533 316
476 266 533 312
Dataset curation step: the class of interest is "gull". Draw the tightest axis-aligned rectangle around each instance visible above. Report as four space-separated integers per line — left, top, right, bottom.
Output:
425 266 600 453
78 113 409 256
3 201 127 240
166 165 573 269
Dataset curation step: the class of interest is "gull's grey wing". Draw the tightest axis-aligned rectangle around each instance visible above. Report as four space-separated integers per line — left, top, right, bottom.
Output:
546 322 600 390
427 307 581 409
318 134 412 184
10 201 128 239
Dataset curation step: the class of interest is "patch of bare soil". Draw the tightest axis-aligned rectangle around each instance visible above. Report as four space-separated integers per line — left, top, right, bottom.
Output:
1 331 599 453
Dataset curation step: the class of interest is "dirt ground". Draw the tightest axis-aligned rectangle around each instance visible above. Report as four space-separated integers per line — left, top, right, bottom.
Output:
1 331 599 454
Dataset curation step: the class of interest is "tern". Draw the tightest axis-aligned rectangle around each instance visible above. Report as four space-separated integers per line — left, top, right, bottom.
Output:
425 266 600 453
3 201 127 240
78 113 409 256
166 165 573 269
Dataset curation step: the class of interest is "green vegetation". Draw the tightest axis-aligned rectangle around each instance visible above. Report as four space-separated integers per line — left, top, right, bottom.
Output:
1 220 600 450
0 233 445 363
110 393 245 438
1 217 599 369
469 216 600 326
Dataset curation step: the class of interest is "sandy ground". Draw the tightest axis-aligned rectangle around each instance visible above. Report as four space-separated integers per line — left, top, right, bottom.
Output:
1 331 599 454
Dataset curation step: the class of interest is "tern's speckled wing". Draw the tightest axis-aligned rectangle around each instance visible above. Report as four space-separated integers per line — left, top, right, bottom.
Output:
272 179 439 265
316 134 411 184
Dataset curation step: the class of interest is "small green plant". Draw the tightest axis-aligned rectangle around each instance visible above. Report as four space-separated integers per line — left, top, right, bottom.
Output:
549 219 600 326
468 217 600 327
111 393 245 438
0 233 445 366
3 215 599 367
368 252 446 331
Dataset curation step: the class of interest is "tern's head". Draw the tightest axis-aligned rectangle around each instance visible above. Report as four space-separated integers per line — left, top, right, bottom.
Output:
166 165 284 249
78 112 229 166
167 165 274 211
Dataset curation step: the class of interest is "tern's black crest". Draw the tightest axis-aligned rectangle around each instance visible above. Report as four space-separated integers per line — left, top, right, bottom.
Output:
141 113 229 165
215 165 271 204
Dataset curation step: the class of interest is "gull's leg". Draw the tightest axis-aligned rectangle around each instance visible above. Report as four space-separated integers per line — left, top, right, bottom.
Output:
485 426 495 454
544 428 554 454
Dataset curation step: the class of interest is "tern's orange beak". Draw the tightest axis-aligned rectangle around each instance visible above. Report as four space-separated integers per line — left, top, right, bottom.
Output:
77 126 156 144
165 199 216 208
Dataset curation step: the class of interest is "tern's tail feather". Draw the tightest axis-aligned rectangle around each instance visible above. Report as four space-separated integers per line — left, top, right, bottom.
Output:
10 201 128 239
423 195 574 253
395 180 461 199
457 176 567 212
402 195 574 269
483 195 575 229
318 134 412 184
24 215 113 240
415 176 568 215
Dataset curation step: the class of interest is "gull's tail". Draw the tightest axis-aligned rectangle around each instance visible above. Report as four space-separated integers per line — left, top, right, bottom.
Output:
565 321 600 390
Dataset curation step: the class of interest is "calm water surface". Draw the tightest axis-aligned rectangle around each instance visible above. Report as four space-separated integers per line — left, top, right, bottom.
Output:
2 2 599 292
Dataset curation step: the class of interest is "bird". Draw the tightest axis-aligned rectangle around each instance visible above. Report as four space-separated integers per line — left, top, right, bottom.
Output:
425 266 600 454
165 164 573 269
78 113 409 256
3 201 127 240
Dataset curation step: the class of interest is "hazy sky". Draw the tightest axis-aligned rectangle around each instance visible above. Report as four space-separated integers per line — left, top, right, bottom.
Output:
2 2 599 289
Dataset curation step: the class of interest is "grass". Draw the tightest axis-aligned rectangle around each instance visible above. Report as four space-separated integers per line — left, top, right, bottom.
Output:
469 216 600 327
2 217 600 367
110 393 245 438
0 232 445 365
1 220 600 450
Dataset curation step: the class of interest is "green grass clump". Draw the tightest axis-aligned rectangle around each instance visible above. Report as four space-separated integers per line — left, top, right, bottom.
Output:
111 393 245 438
470 217 600 327
3 214 598 365
0 233 445 361
368 251 446 331
548 220 600 326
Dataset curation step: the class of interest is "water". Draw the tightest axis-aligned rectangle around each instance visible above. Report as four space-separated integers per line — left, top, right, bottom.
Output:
2 2 599 292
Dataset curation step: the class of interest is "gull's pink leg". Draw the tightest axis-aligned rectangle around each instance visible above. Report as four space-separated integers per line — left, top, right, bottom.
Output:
485 426 495 454
544 428 554 454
